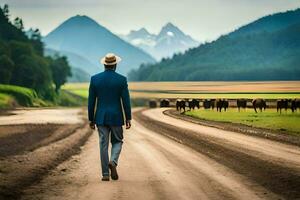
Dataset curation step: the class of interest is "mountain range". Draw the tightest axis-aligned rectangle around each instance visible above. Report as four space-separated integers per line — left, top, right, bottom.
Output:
120 23 199 60
129 8 300 81
43 15 155 81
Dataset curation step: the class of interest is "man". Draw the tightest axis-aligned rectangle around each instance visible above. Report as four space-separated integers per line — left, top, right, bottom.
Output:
88 53 132 181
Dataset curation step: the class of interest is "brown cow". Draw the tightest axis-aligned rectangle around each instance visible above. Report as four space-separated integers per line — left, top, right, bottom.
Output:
160 99 170 107
149 100 157 108
237 99 247 112
277 99 288 114
291 99 300 112
252 99 266 113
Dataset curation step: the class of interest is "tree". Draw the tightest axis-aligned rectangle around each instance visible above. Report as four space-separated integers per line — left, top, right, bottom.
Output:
30 28 44 56
49 56 72 93
14 17 24 31
2 4 9 21
0 55 14 84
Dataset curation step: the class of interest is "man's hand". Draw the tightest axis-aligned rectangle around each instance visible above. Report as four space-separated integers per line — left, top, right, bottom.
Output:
126 120 131 129
89 122 96 130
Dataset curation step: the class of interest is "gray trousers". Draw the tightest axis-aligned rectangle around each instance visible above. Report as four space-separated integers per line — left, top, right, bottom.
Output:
97 125 123 176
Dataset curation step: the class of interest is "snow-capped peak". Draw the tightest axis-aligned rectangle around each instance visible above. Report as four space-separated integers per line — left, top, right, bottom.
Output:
167 31 174 37
122 22 199 60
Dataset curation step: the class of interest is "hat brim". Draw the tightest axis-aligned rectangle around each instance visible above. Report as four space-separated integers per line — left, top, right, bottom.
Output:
100 56 121 65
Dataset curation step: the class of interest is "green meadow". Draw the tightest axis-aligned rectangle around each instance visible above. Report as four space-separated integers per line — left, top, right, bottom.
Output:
0 84 44 108
185 109 300 135
0 84 87 108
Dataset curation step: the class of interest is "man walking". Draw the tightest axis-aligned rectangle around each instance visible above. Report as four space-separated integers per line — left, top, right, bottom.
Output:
88 53 132 181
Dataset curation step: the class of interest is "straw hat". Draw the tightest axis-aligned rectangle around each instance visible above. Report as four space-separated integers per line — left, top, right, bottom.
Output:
100 53 121 65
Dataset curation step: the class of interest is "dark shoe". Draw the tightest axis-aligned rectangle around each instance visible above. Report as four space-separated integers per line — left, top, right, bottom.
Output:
101 176 110 181
109 162 119 180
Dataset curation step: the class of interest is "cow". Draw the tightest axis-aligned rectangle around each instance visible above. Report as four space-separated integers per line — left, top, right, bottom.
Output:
203 99 215 110
188 99 200 110
149 100 157 108
237 99 247 112
252 98 267 113
291 99 300 112
277 99 288 114
160 99 170 107
176 99 186 112
216 99 229 112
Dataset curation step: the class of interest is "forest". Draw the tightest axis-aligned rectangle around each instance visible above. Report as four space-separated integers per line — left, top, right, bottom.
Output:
129 9 300 81
0 4 71 101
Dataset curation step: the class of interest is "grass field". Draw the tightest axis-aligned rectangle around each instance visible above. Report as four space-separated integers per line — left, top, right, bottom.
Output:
185 109 300 134
0 93 15 109
63 81 300 99
0 84 87 108
0 84 42 108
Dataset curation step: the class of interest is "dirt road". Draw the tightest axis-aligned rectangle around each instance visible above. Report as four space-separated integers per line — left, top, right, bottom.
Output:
0 108 92 199
20 108 300 200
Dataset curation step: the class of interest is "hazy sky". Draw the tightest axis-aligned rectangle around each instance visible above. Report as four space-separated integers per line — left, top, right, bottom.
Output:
1 0 300 41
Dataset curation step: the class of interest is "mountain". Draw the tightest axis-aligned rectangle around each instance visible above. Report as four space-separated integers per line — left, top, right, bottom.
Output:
43 15 155 76
129 8 300 81
121 23 199 60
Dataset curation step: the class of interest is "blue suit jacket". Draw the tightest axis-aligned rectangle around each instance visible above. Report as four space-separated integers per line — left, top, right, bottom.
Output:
88 69 131 126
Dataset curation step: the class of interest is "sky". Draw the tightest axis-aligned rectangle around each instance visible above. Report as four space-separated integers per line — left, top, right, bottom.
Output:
1 0 300 41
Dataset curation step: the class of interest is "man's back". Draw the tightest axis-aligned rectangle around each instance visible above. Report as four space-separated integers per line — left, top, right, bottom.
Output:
88 69 131 126
88 53 131 181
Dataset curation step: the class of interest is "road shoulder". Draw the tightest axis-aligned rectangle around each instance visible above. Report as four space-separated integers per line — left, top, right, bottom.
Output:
164 109 300 147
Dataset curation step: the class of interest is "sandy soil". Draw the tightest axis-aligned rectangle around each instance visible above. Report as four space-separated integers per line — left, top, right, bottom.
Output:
0 108 83 125
19 108 300 200
128 81 300 93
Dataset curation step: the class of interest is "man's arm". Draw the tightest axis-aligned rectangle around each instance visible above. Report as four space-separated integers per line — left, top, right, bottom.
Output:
88 77 96 129
121 78 132 129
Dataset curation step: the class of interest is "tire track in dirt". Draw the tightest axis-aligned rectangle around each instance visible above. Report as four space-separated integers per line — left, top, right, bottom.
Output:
0 124 82 157
0 124 93 199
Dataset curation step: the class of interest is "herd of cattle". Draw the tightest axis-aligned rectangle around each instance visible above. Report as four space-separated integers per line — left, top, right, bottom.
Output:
149 98 300 113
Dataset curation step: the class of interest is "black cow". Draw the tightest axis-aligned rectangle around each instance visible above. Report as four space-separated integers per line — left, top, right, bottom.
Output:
149 100 157 108
188 99 200 110
252 99 266 113
160 99 170 107
216 99 229 112
203 99 215 109
291 99 300 112
277 99 288 114
176 99 186 112
237 99 247 112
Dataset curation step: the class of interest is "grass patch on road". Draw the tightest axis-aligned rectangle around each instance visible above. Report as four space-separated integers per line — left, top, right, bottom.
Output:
185 109 300 135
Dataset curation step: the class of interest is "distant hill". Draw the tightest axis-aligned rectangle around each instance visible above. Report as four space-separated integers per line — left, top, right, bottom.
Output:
45 48 97 82
121 23 199 60
44 15 155 76
129 8 300 81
